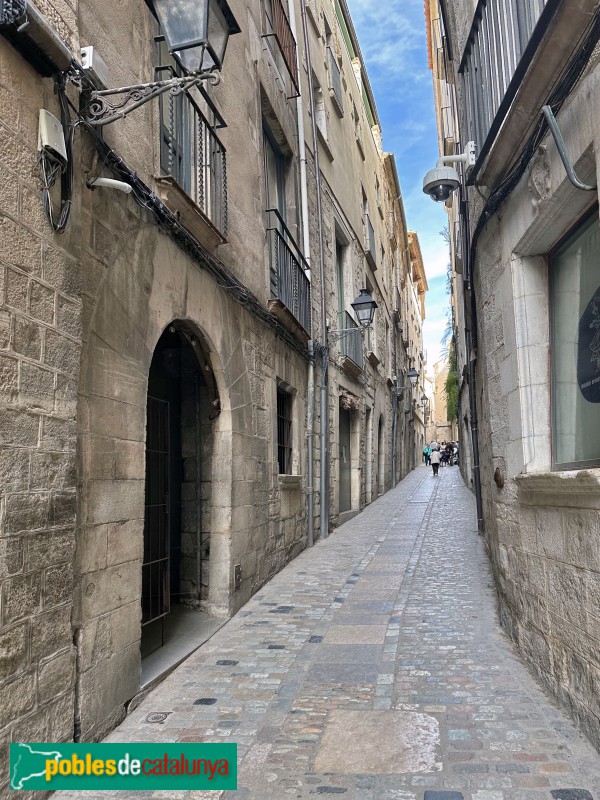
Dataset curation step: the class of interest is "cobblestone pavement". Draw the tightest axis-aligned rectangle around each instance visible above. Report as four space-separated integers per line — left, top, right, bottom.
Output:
56 466 600 799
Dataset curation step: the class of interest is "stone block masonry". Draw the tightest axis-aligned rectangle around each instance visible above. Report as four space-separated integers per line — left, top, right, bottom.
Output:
0 37 82 794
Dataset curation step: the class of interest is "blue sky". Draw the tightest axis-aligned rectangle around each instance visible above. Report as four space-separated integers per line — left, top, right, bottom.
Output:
346 0 450 372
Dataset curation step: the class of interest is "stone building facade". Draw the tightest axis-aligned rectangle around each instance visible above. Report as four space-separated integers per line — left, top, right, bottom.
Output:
428 0 600 750
0 0 425 783
428 358 456 444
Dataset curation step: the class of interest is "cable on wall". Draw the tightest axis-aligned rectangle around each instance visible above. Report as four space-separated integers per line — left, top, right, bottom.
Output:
39 77 74 233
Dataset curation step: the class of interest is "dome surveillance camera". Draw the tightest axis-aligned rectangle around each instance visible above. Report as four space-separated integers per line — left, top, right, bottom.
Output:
422 141 477 203
423 165 460 202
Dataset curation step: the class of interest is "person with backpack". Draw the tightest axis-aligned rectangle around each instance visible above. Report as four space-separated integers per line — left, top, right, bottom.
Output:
430 446 441 476
423 444 431 465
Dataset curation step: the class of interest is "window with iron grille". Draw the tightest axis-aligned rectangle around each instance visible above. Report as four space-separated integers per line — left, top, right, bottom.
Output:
277 386 293 474
156 39 228 237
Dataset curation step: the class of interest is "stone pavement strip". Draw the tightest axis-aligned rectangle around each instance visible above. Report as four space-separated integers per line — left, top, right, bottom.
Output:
55 466 600 800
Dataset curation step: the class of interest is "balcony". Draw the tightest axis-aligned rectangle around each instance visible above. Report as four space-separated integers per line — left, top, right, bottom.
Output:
156 75 227 248
328 46 344 117
365 213 376 270
267 209 311 341
458 0 587 184
339 311 364 376
263 0 300 97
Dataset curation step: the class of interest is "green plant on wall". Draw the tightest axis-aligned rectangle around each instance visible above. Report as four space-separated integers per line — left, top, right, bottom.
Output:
445 335 458 422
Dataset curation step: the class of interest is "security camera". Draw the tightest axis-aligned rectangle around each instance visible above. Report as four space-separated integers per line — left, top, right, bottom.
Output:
423 142 476 202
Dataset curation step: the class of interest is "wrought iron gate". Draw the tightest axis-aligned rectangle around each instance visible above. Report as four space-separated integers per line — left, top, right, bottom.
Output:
142 395 171 628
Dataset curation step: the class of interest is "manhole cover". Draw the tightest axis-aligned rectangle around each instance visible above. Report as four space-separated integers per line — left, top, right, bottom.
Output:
145 712 170 724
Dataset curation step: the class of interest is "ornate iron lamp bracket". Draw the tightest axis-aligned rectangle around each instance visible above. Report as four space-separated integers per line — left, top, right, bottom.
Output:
82 69 221 126
327 327 367 344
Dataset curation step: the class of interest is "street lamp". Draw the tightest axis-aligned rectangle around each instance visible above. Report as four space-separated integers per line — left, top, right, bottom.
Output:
391 367 419 399
328 289 378 342
83 0 240 126
351 289 378 328
154 0 240 73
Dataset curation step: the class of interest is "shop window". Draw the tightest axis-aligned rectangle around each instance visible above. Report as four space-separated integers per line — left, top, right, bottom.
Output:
551 209 600 468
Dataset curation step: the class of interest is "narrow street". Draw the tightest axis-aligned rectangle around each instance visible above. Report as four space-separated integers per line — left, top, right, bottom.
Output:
61 467 600 799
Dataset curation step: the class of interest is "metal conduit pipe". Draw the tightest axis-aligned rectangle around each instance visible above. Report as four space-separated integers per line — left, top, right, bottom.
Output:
542 105 597 192
461 195 485 532
391 310 399 484
288 0 314 548
299 0 330 541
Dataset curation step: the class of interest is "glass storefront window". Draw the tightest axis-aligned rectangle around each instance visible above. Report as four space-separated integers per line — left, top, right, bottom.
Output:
552 211 600 468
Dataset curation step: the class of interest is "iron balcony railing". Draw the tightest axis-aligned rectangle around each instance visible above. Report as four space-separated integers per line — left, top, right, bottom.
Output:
327 46 344 116
460 0 549 155
340 311 364 370
264 0 300 97
267 208 311 335
159 70 227 237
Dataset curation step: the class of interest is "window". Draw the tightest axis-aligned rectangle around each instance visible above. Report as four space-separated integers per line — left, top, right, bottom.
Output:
263 124 286 221
312 74 328 142
336 239 345 319
365 277 375 353
277 386 293 474
385 319 389 372
325 18 344 118
156 40 227 236
363 188 375 268
262 0 300 96
551 210 600 469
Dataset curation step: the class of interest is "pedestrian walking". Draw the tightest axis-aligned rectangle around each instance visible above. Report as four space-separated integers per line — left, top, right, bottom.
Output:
430 447 441 476
423 444 431 466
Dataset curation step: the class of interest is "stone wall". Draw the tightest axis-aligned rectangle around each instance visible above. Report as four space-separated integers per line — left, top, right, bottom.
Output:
469 57 600 750
0 32 81 794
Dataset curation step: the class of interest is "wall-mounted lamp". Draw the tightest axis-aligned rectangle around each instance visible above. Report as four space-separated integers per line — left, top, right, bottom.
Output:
86 176 132 193
83 0 240 126
393 367 419 394
328 289 378 342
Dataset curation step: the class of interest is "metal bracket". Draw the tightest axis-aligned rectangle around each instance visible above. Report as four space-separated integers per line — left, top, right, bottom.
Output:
327 326 368 344
542 105 597 192
81 69 221 126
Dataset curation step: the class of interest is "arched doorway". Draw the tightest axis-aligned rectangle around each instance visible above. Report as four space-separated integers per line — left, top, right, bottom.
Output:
142 323 220 666
377 416 385 496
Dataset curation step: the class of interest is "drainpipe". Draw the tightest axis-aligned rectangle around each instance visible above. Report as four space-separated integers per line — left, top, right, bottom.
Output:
289 0 314 547
461 194 484 532
298 0 329 540
391 309 399 485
